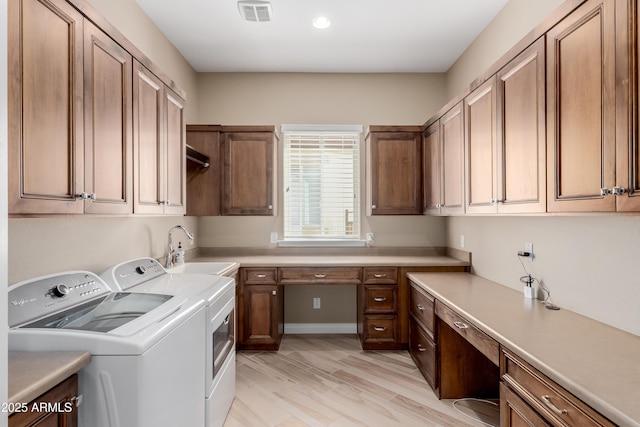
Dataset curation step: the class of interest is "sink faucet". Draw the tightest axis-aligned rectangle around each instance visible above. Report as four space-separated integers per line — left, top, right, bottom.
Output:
166 225 194 268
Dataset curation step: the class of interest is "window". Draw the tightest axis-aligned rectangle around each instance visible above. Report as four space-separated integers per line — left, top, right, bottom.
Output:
282 125 362 242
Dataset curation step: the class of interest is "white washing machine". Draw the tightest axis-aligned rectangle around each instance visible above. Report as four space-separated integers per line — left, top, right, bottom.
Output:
8 270 205 427
101 258 236 427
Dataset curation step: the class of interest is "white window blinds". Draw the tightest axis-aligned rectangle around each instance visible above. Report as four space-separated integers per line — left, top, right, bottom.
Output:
283 128 361 240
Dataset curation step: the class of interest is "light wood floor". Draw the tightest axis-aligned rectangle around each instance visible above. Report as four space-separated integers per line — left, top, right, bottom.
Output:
224 334 499 427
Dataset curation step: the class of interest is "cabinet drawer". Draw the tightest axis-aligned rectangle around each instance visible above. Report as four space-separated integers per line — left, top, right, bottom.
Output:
435 300 499 366
409 319 436 390
363 267 397 284
279 267 362 285
501 349 615 427
362 316 397 343
410 282 435 334
242 268 277 284
363 285 396 313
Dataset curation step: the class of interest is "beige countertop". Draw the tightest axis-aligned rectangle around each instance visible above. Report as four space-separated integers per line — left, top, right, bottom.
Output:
192 247 471 268
407 272 640 427
8 351 91 411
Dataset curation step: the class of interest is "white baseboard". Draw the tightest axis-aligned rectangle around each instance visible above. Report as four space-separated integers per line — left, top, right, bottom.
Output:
284 323 357 334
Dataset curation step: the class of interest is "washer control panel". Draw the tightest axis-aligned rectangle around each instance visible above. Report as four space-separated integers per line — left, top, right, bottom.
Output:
108 258 167 291
8 271 110 328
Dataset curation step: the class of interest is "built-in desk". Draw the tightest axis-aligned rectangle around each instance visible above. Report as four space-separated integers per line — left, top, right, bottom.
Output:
193 248 471 351
407 272 640 427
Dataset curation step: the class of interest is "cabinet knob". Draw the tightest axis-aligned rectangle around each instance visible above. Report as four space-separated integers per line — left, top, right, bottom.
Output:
416 304 425 311
371 204 377 210
267 204 273 210
271 290 276 296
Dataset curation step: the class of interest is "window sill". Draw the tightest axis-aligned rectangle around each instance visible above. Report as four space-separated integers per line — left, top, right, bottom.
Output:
277 239 368 248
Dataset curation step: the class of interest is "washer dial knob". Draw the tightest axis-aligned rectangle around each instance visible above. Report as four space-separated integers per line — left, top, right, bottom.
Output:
52 284 70 297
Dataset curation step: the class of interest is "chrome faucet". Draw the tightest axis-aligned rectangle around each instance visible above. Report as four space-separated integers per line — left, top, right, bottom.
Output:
166 225 194 268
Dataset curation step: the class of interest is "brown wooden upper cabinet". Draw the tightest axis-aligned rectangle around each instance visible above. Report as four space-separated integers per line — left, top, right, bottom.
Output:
464 38 546 215
84 21 133 215
423 103 465 215
221 127 278 215
8 0 185 216
465 77 498 214
366 126 423 215
132 60 186 215
8 0 86 214
546 0 616 212
616 0 640 211
186 125 221 216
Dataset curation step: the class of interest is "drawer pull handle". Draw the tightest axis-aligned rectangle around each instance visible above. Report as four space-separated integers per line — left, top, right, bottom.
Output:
255 274 266 278
314 274 327 278
373 326 386 332
417 344 427 352
453 321 468 329
416 304 425 311
541 395 568 415
373 297 387 302
374 274 386 278
272 290 277 296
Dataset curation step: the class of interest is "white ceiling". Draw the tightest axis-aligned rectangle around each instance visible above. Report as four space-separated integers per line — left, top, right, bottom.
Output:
135 0 510 73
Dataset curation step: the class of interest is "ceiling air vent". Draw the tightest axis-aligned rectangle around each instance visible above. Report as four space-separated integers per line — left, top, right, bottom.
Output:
238 1 273 22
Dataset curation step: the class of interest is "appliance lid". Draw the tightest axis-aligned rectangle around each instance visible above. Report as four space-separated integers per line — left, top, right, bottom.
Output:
20 292 173 333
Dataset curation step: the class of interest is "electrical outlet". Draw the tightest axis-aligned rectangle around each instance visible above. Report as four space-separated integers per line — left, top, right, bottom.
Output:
366 232 374 241
460 235 465 248
525 243 533 257
313 297 321 309
270 232 278 243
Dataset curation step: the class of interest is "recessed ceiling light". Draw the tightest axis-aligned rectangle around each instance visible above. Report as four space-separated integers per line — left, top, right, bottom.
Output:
312 16 331 29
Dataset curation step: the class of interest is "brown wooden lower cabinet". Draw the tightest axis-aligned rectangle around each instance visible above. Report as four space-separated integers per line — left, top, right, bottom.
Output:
237 267 283 350
9 374 78 427
500 382 551 427
236 264 469 352
500 348 615 427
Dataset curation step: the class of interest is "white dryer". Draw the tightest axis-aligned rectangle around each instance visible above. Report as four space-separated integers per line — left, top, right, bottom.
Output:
101 258 236 427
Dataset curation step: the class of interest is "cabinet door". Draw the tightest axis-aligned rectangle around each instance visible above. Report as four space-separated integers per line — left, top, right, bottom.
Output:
222 132 276 215
496 37 547 213
163 88 186 215
83 22 133 214
368 130 422 215
186 126 221 216
440 103 465 215
500 383 551 427
241 285 281 347
616 0 640 211
465 76 498 214
133 60 164 214
8 0 84 214
423 121 441 214
546 0 616 212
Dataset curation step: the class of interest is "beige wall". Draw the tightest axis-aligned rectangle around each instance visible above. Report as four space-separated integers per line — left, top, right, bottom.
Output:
443 0 640 336
86 0 199 122
196 72 449 251
446 0 566 98
195 73 449 326
8 0 200 284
